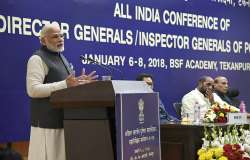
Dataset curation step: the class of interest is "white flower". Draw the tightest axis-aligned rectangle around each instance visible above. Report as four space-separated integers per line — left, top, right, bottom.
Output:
203 109 217 122
211 139 221 147
245 135 250 144
202 138 210 148
207 112 216 121
244 144 250 153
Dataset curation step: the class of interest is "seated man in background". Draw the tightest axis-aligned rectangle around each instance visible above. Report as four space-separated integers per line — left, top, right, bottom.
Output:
227 88 240 107
181 76 214 121
213 76 240 107
136 73 179 121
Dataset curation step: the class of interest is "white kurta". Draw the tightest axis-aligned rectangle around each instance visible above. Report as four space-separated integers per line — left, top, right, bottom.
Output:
181 88 211 121
28 127 66 160
26 55 67 160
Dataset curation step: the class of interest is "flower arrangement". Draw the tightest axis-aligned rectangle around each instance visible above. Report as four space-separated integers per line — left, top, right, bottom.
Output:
223 144 247 160
197 147 226 160
197 125 250 160
204 103 240 123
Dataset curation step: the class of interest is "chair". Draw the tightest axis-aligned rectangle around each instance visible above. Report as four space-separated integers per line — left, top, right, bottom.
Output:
173 102 182 118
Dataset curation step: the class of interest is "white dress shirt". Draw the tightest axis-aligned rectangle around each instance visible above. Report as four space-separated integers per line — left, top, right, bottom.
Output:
181 88 211 121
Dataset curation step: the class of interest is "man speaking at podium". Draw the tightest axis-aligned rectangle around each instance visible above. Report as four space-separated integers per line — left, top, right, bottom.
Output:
26 23 98 160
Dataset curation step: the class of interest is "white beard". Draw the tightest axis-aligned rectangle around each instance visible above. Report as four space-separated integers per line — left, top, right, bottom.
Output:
46 43 64 52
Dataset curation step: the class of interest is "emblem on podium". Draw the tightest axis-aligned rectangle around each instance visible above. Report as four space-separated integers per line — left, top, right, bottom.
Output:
138 98 145 124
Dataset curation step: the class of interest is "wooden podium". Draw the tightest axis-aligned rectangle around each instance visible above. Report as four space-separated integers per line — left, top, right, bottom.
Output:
50 81 116 160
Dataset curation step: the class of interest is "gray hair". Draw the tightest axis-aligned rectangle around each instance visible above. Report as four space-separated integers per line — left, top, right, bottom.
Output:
214 76 227 84
39 22 60 43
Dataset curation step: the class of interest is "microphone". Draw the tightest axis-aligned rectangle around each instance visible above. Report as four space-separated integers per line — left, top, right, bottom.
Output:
80 55 124 80
227 89 240 98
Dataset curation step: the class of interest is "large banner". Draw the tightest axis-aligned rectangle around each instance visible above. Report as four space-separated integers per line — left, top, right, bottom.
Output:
0 0 250 141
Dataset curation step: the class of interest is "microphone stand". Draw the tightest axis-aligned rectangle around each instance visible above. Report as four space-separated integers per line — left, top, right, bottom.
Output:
80 55 124 80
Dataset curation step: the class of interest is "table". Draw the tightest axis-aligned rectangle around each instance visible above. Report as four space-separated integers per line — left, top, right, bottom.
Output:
160 122 249 160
